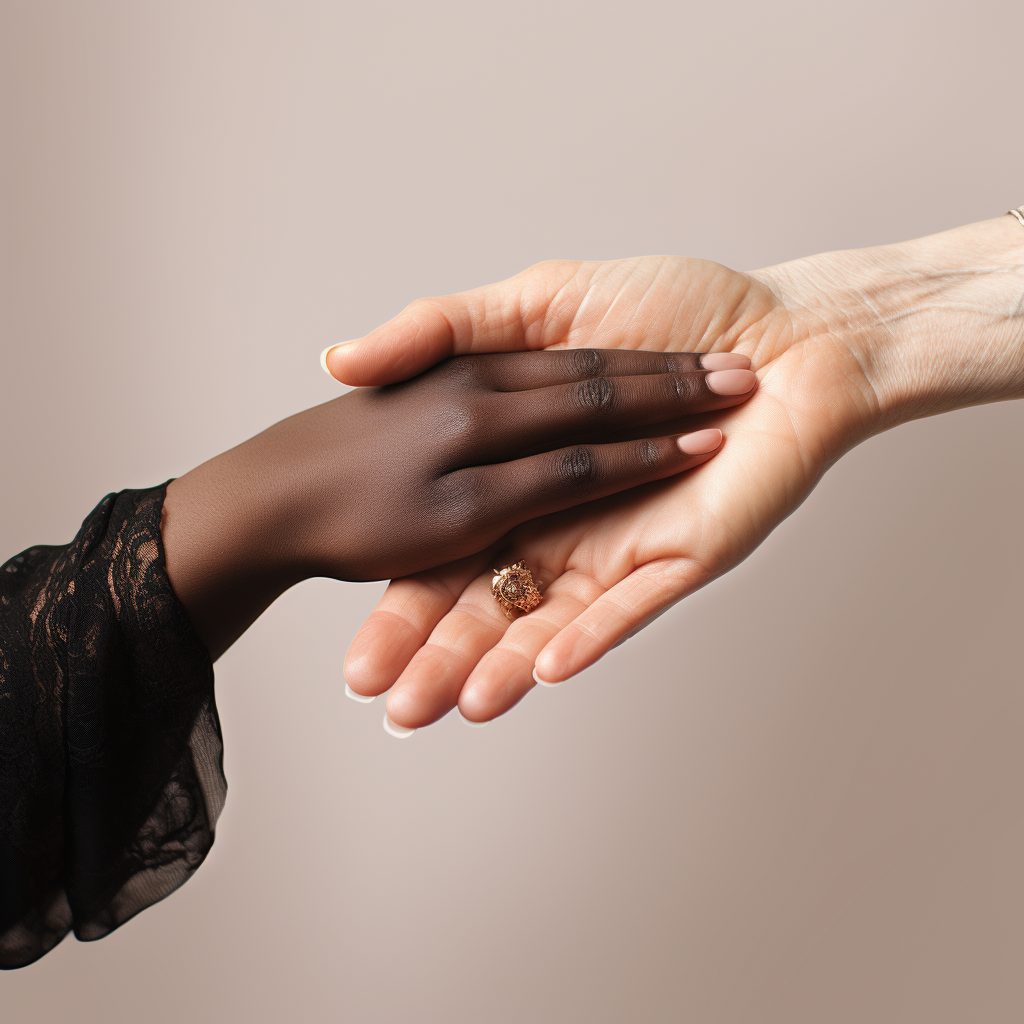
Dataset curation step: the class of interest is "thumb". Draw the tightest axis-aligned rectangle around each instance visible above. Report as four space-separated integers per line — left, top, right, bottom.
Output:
320 260 583 386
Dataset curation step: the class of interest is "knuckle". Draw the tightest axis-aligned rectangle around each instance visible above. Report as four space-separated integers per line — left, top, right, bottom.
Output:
405 295 441 319
572 375 614 411
569 348 606 378
435 468 489 528
634 438 664 468
557 446 597 486
400 295 452 351
669 373 700 404
401 297 440 337
437 400 484 448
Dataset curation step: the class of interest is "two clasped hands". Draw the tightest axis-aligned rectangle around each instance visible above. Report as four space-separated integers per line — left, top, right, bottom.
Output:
161 215 1024 735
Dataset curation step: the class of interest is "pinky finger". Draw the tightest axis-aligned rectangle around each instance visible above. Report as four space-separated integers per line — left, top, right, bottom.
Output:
532 558 710 684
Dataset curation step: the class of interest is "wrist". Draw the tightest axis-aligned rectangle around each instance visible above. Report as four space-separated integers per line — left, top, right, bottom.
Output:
162 421 322 660
757 216 1024 432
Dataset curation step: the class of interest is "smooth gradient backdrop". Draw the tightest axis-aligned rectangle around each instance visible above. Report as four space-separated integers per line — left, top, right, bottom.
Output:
2 2 1023 1021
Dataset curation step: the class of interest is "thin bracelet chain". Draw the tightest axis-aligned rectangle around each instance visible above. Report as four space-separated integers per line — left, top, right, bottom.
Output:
1009 205 1024 228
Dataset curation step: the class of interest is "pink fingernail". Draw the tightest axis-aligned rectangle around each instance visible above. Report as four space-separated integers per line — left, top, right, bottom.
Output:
706 368 756 395
701 352 751 370
677 428 723 455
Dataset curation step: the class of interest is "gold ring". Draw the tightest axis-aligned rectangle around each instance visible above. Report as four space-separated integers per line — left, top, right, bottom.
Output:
491 560 542 619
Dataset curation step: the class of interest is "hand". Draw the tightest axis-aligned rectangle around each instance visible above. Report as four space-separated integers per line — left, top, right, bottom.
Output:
334 216 1024 728
162 349 756 659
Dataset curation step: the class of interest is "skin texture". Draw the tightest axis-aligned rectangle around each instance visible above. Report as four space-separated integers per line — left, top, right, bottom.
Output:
161 349 756 660
329 216 1024 729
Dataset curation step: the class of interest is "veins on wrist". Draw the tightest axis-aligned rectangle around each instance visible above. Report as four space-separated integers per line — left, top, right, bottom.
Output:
757 217 1024 426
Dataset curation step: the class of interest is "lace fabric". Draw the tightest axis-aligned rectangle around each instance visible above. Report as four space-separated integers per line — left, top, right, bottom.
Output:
0 484 225 969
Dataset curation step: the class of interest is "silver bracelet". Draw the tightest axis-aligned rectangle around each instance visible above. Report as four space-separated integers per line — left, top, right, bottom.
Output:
1008 205 1024 228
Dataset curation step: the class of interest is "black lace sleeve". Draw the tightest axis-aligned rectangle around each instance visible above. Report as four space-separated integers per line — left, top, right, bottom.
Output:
0 483 226 969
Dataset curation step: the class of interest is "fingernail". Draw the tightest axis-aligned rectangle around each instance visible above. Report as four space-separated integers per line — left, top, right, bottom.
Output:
344 683 375 704
457 709 488 728
533 666 562 688
677 428 723 455
706 368 756 395
700 352 751 370
383 712 416 738
320 341 357 376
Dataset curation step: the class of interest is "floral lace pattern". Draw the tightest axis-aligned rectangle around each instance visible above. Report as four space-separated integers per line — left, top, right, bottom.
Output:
0 484 225 969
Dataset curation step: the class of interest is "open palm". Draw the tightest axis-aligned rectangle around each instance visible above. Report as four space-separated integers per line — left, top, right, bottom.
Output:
332 256 881 727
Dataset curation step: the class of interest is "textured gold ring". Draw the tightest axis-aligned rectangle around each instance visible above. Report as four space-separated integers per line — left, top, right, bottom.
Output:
491 560 542 619
1008 206 1024 228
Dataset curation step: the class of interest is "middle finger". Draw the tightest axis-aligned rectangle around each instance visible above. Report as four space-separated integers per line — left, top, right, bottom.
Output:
489 368 755 457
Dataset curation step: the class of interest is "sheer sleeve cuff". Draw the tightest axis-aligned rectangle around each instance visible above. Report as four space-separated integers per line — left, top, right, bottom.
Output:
0 484 226 969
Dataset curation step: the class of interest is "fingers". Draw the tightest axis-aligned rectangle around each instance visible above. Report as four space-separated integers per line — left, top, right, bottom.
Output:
457 570 607 723
497 367 756 452
378 560 708 730
455 561 706 727
472 348 749 392
383 575 511 728
343 554 488 698
533 558 708 684
450 431 724 537
383 569 606 729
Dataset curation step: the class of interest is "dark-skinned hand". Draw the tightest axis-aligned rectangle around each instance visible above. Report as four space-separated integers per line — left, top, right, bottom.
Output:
161 348 756 659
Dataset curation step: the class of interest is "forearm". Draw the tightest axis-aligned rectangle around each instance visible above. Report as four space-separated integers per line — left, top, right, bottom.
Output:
757 215 1024 432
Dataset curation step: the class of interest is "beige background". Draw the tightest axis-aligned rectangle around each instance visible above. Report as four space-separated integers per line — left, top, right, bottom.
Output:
2 1 1023 1021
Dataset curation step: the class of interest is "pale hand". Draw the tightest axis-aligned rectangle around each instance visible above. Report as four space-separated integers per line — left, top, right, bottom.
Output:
327 217 1024 727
